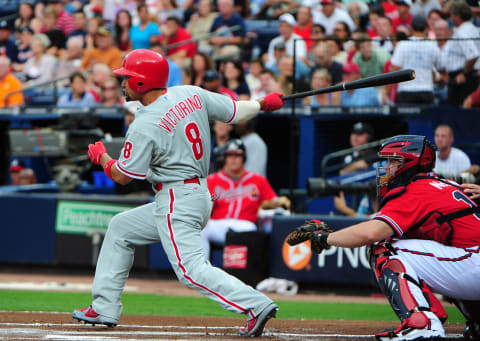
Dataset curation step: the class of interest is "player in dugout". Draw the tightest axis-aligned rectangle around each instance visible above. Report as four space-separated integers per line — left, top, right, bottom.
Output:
72 49 285 337
287 135 480 341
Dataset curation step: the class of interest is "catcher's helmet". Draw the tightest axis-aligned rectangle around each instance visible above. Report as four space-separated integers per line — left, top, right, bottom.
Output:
113 49 169 93
224 139 246 161
376 135 436 197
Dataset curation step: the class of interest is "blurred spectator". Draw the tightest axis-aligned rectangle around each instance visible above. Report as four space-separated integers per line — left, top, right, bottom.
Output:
57 71 97 108
159 16 196 68
433 124 479 175
22 34 57 87
150 42 183 86
14 2 35 32
246 59 264 100
185 52 214 86
367 7 383 39
0 21 19 64
340 62 380 106
347 2 370 32
255 69 282 99
201 139 290 258
43 7 67 56
209 0 246 60
202 69 238 100
130 3 160 50
114 9 133 54
333 21 352 52
80 26 123 72
114 0 137 21
56 36 85 79
30 17 43 35
381 30 408 105
100 77 123 108
372 16 394 54
312 0 356 35
9 159 26 185
303 68 340 108
444 1 480 106
390 16 441 105
213 121 233 150
276 55 309 96
251 0 299 20
266 13 307 67
381 0 398 19
340 121 377 175
86 63 112 101
411 0 442 18
17 168 37 185
186 0 217 54
311 41 343 85
48 0 75 36
223 60 250 100
0 56 24 108
85 17 103 50
309 23 327 54
433 18 450 50
69 10 88 45
352 33 391 78
326 36 348 64
13 27 34 73
235 119 268 176
392 0 413 32
155 0 185 26
294 6 314 51
426 8 443 39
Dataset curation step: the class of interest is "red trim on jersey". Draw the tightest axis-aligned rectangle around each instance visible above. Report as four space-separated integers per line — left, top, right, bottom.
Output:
374 215 403 237
116 162 147 179
166 188 247 313
395 247 474 262
225 100 237 123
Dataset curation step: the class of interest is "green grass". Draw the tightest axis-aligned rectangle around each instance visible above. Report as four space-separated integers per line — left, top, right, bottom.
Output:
0 290 465 323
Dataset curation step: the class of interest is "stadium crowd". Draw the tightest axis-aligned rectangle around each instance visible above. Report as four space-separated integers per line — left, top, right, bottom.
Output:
1 0 480 109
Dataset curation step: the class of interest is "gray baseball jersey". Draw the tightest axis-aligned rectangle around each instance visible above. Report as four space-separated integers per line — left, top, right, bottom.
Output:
116 86 238 183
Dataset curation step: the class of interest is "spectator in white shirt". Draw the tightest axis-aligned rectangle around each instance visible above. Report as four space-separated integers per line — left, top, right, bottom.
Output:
265 13 308 66
311 0 356 35
391 15 442 104
433 124 479 176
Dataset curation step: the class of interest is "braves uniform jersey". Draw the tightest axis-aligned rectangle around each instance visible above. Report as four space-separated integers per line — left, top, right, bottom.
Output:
116 86 237 183
374 177 480 248
208 170 276 223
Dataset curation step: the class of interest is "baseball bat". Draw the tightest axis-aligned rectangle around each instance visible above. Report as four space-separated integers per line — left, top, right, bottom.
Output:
282 69 415 101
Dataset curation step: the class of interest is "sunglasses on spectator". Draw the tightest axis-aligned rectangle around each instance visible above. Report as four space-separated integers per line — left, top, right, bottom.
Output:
102 86 118 90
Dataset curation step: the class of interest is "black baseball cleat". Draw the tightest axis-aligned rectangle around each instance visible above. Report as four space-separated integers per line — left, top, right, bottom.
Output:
239 303 278 337
72 305 118 327
464 321 480 341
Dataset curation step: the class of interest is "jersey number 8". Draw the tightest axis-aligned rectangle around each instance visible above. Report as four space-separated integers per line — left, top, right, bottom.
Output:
185 122 204 160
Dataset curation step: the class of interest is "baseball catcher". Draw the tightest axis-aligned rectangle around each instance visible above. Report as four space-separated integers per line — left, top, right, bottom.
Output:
286 135 480 341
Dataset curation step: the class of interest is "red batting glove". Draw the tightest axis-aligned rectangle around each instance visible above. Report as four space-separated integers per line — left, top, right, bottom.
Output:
88 141 107 165
261 92 285 112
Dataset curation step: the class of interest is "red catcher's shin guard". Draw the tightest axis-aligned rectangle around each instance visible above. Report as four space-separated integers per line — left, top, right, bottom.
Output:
420 280 448 323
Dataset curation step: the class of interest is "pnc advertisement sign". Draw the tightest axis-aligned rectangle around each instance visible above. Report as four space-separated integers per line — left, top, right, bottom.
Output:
271 216 375 285
55 200 133 234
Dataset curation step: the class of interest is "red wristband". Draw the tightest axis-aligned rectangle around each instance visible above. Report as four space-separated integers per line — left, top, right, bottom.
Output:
104 159 116 180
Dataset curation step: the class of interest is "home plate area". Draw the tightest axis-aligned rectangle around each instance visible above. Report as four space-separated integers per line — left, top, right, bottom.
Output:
0 312 464 340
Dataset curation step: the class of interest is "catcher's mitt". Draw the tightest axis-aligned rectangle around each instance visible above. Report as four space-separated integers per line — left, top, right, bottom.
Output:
286 219 332 254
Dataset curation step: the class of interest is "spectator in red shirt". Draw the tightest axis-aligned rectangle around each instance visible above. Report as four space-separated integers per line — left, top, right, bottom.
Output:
159 16 196 68
201 139 290 258
392 0 413 32
48 0 75 36
294 6 314 51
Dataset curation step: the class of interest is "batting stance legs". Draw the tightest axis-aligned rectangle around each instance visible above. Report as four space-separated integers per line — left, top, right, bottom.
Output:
370 239 480 340
74 181 276 336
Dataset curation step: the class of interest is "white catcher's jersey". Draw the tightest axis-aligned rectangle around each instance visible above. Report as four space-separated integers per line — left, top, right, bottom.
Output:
116 86 237 183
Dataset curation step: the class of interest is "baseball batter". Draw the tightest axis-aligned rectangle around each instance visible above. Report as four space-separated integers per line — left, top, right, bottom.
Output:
72 49 284 337
287 135 480 341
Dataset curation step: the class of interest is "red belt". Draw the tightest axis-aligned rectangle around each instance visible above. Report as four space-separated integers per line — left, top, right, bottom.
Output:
154 178 200 191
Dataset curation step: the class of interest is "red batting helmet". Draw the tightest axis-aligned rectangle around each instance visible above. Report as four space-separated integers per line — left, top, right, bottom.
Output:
376 135 436 197
113 49 169 93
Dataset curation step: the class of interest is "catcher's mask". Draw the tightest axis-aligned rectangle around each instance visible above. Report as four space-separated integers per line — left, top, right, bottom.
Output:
376 135 436 198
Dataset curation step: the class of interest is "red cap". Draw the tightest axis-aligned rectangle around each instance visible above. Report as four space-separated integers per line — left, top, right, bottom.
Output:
342 62 360 74
321 0 334 4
